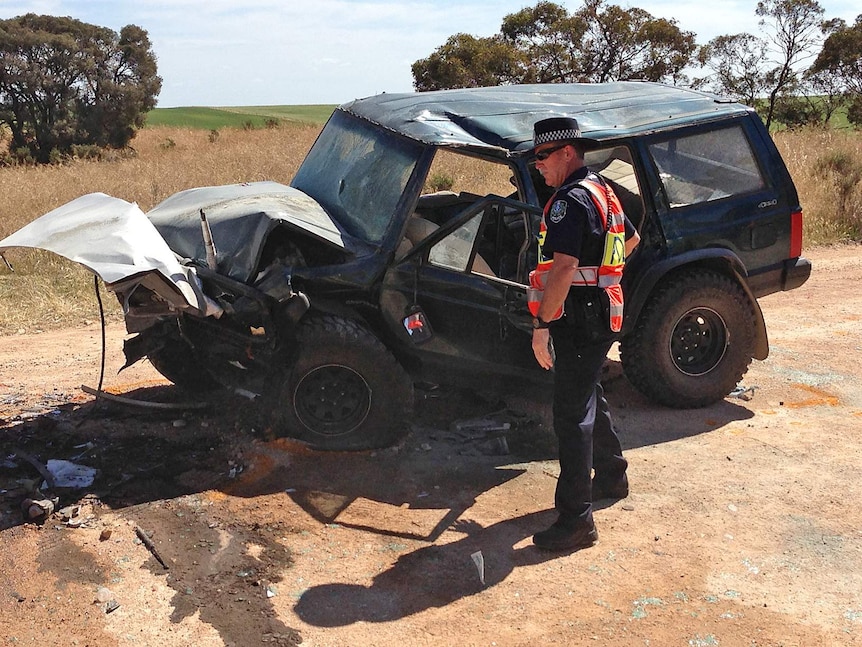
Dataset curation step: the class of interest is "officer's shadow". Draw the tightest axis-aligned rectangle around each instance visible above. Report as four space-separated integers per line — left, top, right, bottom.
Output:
294 509 559 626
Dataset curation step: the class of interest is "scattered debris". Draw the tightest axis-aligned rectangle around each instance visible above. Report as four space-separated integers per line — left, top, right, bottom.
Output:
12 447 56 489
81 384 209 410
20 495 58 523
471 550 486 586
58 504 84 527
70 442 96 461
452 417 511 437
96 587 113 603
135 525 170 570
728 385 757 401
449 412 514 455
43 459 98 489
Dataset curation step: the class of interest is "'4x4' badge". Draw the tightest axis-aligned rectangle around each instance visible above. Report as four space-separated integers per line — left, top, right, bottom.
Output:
549 200 567 223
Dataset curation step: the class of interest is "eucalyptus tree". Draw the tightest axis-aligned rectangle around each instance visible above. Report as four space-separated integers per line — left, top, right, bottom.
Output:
412 0 695 91
0 14 161 163
811 15 862 125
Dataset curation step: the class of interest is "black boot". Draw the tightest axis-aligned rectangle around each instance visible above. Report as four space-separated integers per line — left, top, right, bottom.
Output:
533 519 598 551
592 472 629 501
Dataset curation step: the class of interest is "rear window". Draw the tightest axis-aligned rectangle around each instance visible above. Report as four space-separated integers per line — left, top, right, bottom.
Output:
648 125 765 208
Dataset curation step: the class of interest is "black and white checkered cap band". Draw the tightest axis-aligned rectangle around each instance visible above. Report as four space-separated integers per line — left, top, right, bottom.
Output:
534 128 582 146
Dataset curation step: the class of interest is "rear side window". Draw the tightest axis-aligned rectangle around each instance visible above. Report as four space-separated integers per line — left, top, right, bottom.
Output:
648 125 765 208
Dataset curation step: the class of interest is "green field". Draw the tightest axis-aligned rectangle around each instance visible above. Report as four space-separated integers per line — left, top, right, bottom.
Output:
144 105 337 129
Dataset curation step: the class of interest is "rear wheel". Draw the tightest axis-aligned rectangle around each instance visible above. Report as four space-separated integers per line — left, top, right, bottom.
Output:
271 315 413 450
620 270 756 408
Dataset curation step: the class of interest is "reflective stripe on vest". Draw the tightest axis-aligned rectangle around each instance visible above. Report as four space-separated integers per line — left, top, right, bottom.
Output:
528 173 627 331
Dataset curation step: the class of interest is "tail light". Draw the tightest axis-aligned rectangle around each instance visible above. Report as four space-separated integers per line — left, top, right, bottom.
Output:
790 207 803 258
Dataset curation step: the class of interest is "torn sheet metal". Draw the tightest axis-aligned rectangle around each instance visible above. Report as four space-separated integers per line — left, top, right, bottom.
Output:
0 193 210 314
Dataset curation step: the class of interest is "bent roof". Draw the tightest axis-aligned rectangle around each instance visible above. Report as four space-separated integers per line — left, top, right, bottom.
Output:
341 81 751 154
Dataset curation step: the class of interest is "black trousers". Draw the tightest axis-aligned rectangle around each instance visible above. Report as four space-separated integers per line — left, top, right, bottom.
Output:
549 329 628 529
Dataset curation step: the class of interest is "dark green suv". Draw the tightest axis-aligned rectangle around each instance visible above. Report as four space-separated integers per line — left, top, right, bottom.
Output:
0 82 810 450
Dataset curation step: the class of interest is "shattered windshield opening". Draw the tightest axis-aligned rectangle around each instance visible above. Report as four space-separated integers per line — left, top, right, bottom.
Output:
291 111 423 245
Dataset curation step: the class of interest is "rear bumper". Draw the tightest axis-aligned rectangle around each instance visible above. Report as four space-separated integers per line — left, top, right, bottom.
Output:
749 256 811 298
783 256 812 291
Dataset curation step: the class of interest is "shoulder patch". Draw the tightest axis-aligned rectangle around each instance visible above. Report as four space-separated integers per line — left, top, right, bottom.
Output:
549 199 567 224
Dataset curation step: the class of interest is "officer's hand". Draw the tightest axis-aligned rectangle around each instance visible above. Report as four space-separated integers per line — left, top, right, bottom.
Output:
531 329 553 370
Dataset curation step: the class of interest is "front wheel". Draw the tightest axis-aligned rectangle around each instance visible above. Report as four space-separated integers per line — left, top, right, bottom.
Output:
270 315 413 450
620 270 757 408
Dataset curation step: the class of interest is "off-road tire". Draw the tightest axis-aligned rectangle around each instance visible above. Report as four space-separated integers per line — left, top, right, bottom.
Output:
271 315 413 450
620 270 756 408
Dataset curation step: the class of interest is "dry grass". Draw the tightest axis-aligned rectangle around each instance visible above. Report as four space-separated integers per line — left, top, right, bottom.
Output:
426 148 517 196
774 128 862 245
1 124 860 334
0 124 321 231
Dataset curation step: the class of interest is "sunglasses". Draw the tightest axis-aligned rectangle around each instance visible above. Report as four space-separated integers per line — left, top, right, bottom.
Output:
534 143 569 161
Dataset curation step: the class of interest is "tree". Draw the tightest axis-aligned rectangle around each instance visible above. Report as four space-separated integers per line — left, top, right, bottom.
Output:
756 0 827 129
812 15 862 93
498 1 588 83
696 0 827 129
412 0 696 91
412 34 526 92
810 15 862 125
795 65 848 126
569 0 696 84
770 94 824 127
0 14 161 163
695 33 772 107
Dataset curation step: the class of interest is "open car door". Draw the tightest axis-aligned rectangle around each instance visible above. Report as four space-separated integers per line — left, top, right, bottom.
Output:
379 195 550 391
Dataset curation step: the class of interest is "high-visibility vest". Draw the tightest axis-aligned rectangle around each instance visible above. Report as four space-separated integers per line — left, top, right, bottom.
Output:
528 173 627 332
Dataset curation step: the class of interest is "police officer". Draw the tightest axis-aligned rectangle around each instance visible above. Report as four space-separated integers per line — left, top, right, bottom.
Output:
530 117 640 552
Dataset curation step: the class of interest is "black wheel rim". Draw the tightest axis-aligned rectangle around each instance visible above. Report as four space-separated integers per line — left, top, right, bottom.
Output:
293 364 372 436
669 307 728 376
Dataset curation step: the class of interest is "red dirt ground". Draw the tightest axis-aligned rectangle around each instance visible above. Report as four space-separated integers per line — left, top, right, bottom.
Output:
2 244 862 646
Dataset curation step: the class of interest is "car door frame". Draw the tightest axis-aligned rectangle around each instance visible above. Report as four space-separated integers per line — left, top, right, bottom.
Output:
379 194 549 391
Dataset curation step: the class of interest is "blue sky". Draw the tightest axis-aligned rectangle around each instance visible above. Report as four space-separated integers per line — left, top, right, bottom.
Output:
1 0 859 107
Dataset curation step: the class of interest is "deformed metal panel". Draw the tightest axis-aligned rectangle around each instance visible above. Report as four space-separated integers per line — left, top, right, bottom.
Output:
0 193 210 314
146 181 348 283
342 81 750 153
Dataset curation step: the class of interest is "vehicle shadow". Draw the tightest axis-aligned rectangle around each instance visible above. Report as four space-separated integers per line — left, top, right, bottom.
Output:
601 363 756 451
222 437 529 542
0 367 754 533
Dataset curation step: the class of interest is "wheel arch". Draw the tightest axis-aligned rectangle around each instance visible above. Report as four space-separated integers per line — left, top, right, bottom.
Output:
624 249 768 360
269 313 414 450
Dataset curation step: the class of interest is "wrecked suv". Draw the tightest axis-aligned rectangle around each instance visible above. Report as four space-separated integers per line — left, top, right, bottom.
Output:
0 82 811 450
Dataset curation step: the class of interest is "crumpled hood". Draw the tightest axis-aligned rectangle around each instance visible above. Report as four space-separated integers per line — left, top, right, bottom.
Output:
0 192 211 314
0 181 348 315
146 181 347 283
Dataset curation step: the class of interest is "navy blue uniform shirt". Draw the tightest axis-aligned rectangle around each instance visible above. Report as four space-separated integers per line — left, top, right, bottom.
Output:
541 166 636 268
